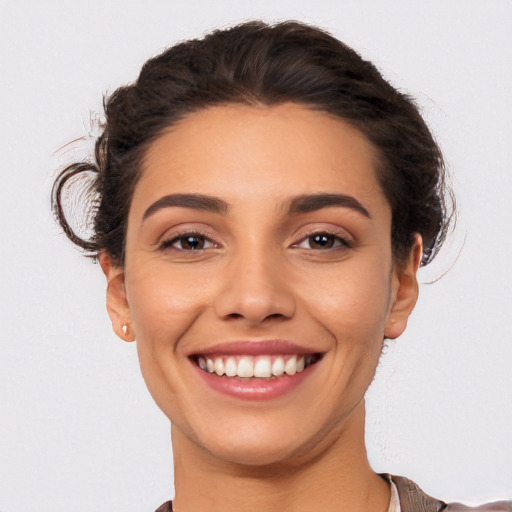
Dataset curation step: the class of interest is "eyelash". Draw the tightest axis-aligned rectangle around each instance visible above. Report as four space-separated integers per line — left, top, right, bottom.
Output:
292 232 352 251
158 230 352 252
159 231 219 251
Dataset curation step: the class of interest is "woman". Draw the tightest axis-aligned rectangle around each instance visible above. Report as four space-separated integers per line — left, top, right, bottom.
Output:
52 21 511 512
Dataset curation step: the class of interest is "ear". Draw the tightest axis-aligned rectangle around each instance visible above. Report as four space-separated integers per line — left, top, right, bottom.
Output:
384 235 423 340
99 251 134 342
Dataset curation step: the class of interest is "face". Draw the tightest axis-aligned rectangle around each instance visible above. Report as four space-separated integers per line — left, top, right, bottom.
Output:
102 103 420 467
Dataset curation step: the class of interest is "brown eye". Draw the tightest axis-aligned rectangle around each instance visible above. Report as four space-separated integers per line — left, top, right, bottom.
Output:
293 232 351 250
178 235 205 250
309 234 335 249
160 233 216 251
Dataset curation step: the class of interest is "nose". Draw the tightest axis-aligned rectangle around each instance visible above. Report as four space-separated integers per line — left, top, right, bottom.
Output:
213 249 296 327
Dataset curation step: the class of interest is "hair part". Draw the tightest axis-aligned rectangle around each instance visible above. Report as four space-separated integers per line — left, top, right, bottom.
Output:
52 20 454 267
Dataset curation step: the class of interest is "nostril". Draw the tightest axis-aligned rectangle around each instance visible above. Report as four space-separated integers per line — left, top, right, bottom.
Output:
214 281 296 324
227 313 244 320
225 312 287 322
266 313 286 321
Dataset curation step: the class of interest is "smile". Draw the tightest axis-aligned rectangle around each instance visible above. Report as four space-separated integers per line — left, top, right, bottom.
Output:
189 341 324 400
194 353 321 379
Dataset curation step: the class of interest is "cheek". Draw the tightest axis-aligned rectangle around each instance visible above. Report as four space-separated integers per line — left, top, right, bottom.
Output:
124 262 212 420
125 261 212 346
297 258 392 341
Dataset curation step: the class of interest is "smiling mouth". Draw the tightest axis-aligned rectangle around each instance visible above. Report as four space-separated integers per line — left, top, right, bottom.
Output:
191 353 323 379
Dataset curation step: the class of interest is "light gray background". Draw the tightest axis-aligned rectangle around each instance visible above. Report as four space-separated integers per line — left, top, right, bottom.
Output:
1 1 511 511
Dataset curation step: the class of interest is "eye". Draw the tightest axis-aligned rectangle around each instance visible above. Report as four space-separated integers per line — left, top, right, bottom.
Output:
159 232 218 251
293 232 351 250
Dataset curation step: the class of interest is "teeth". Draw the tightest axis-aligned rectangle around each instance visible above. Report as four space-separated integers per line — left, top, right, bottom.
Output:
214 357 225 376
271 357 285 376
198 354 317 378
285 356 297 375
237 357 254 378
225 357 237 377
254 357 272 378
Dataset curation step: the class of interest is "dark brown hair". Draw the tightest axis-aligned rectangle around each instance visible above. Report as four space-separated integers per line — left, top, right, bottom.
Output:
52 20 453 267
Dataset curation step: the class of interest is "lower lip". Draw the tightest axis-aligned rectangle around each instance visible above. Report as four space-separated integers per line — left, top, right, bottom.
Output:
191 360 318 401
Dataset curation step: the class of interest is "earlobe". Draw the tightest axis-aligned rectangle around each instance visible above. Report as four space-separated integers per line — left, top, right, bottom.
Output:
384 235 423 340
99 251 134 342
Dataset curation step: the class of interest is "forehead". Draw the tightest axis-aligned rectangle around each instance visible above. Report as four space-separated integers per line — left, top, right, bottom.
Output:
133 103 387 216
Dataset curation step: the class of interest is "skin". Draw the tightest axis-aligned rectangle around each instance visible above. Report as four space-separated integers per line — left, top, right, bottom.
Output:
100 103 422 512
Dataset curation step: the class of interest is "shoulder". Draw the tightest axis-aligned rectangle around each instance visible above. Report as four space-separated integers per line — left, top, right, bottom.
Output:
389 474 512 512
154 478 511 512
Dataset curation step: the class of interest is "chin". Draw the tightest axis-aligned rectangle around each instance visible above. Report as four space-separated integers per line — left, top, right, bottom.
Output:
190 416 336 470
207 438 305 468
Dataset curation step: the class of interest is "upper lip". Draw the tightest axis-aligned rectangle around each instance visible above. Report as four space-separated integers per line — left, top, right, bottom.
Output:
191 340 322 356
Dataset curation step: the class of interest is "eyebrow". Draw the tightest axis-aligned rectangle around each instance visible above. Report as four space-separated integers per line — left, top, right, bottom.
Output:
287 193 370 218
142 193 229 221
141 192 370 222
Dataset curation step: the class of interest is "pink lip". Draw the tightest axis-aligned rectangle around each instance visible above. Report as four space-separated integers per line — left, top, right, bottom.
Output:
191 360 319 400
191 340 319 356
189 340 324 400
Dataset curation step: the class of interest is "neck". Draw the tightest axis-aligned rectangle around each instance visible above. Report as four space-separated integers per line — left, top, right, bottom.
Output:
170 402 390 512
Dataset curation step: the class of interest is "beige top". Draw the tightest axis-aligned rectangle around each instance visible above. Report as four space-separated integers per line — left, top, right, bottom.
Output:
155 475 512 511
388 480 401 512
